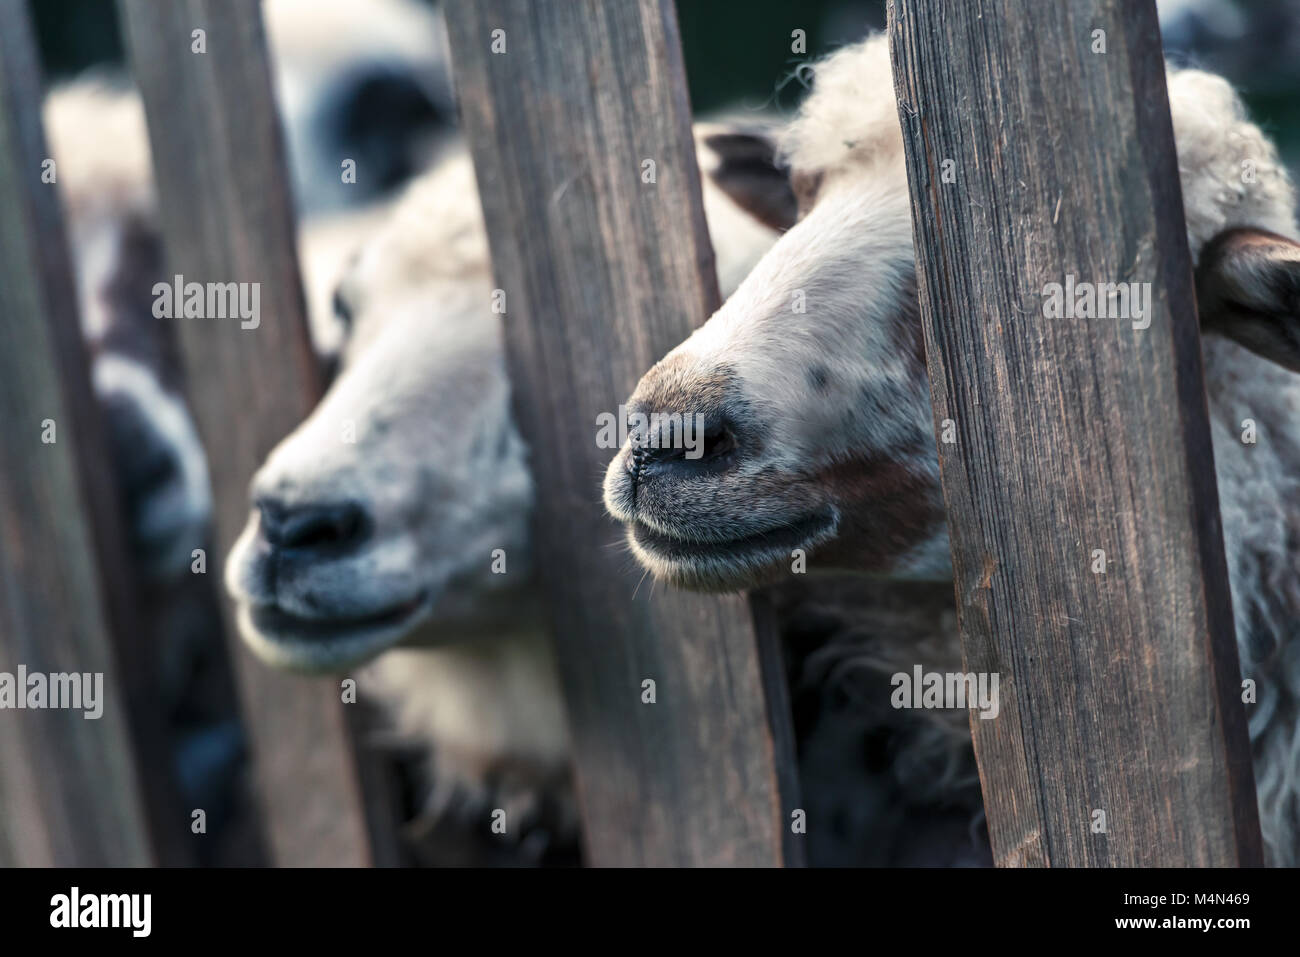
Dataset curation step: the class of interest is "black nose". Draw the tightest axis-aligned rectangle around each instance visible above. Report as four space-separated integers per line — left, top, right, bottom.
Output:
629 413 738 481
257 498 371 554
101 388 181 510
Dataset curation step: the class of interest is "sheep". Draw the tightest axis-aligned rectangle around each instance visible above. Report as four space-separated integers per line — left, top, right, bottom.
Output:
223 125 832 864
603 35 1300 865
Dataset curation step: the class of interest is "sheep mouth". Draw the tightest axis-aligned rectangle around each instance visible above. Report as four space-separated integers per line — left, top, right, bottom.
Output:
250 596 424 637
628 509 836 590
238 592 428 672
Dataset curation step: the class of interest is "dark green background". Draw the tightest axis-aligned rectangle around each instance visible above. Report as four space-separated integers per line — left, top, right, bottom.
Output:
26 0 1300 175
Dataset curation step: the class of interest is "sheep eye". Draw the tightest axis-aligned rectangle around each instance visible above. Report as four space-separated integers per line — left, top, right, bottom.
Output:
331 288 354 329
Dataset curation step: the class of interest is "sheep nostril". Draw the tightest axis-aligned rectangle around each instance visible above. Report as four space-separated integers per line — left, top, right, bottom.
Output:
257 498 371 554
629 414 739 478
696 420 736 462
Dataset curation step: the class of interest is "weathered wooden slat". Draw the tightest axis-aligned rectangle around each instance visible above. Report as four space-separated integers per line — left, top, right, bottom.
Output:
748 591 806 867
888 0 1260 865
444 0 800 866
0 0 155 866
116 0 374 866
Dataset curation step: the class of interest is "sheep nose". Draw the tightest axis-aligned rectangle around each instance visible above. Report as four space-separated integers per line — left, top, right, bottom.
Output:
257 498 371 554
101 389 180 510
628 413 738 482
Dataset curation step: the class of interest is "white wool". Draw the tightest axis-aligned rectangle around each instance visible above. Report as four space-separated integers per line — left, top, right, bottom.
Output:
778 34 1299 257
1167 68 1297 253
43 78 155 231
43 79 157 342
357 637 570 784
341 149 490 300
778 35 904 188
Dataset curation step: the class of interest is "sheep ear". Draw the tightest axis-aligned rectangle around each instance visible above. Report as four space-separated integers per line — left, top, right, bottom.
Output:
1196 228 1300 373
698 125 798 233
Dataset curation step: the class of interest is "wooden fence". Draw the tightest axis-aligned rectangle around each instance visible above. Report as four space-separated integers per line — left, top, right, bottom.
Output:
444 0 800 866
0 0 159 867
0 0 1262 868
116 0 392 867
888 0 1260 865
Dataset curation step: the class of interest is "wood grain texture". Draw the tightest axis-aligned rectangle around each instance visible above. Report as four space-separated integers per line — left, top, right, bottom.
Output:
888 0 1260 865
117 0 374 866
445 0 799 865
0 0 154 866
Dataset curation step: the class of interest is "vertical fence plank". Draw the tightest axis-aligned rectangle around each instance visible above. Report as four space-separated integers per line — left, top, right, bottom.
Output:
116 0 374 866
888 0 1260 865
444 0 800 865
0 0 154 866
